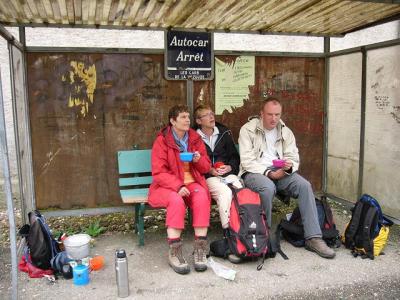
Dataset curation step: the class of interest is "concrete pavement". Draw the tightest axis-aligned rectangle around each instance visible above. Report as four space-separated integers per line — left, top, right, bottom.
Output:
15 207 400 300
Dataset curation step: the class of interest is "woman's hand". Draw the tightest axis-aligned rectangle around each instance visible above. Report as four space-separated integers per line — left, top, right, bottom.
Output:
178 186 190 197
217 164 232 175
209 167 221 176
192 151 201 163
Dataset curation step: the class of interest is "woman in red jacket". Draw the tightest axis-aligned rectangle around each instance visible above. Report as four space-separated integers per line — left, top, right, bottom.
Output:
148 105 211 275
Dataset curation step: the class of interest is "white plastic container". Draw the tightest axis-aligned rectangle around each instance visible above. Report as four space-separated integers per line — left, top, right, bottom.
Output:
64 234 91 260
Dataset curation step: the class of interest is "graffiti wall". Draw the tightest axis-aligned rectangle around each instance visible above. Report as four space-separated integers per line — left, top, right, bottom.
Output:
195 56 325 190
27 53 186 209
27 53 324 209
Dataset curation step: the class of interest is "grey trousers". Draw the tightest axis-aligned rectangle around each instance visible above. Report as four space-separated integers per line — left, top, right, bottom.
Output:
243 172 322 239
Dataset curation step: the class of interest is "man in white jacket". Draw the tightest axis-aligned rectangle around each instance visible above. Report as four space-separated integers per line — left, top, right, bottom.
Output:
238 97 335 259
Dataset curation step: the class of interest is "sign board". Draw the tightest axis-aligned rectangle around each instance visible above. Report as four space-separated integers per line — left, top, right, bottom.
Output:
165 31 213 80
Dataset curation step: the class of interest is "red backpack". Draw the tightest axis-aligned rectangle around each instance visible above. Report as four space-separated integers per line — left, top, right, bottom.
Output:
226 186 282 269
209 186 288 269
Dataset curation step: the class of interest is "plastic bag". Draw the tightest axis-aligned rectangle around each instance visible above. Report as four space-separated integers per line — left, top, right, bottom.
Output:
207 257 236 281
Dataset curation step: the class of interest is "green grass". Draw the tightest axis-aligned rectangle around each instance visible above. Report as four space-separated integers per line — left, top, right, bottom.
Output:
84 220 106 237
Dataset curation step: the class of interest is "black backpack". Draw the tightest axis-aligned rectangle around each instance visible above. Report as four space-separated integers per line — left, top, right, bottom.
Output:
277 196 341 248
343 194 393 259
19 210 60 270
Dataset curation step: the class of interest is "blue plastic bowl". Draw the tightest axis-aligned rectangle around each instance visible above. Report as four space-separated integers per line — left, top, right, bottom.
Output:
73 264 90 286
180 152 194 162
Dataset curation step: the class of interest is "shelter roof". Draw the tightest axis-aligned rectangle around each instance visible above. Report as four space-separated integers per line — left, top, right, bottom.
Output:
0 0 400 36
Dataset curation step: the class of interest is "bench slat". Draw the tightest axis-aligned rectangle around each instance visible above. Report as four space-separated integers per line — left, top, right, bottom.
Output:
120 188 149 198
119 176 152 187
120 189 149 204
118 150 152 174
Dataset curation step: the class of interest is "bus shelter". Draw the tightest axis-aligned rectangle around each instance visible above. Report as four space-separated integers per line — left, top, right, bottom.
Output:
1 1 400 299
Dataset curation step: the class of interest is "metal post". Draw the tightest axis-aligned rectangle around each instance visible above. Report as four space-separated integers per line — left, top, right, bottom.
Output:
20 26 36 221
357 47 367 199
8 43 26 220
19 27 26 49
322 37 330 194
187 78 194 115
0 68 18 300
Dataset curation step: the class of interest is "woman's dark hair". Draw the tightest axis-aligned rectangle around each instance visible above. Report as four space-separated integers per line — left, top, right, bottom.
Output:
168 105 190 124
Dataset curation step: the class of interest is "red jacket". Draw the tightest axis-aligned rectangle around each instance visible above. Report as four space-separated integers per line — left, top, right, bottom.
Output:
148 126 211 205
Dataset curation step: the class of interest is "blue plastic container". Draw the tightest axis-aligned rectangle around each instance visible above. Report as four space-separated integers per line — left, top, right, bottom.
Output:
180 152 194 162
73 264 90 286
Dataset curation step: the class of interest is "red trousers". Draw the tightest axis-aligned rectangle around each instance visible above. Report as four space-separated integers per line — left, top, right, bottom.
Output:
148 182 210 229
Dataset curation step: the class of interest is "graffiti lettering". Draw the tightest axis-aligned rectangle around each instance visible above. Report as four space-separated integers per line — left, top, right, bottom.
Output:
62 61 96 117
375 95 390 110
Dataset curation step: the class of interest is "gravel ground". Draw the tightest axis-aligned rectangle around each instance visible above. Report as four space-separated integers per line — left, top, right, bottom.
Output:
1 194 399 299
9 220 400 300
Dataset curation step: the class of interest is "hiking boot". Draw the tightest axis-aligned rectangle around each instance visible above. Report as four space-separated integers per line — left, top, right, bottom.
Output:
305 238 336 259
193 239 208 272
227 254 242 264
168 241 190 274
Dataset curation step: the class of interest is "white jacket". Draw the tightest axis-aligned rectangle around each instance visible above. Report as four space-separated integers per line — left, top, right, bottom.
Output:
238 117 299 177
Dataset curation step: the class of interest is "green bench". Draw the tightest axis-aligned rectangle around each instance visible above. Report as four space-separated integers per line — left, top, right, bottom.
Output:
117 149 195 246
117 145 287 246
117 149 152 246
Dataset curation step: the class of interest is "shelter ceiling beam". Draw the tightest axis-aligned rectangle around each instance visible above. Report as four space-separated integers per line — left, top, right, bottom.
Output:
0 24 23 50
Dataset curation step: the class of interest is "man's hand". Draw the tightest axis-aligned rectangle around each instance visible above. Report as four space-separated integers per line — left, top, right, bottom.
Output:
178 186 190 197
283 159 293 171
192 151 201 163
268 169 286 180
216 164 232 175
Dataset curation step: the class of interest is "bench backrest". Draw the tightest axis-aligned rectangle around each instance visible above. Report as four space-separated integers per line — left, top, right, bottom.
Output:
117 150 152 203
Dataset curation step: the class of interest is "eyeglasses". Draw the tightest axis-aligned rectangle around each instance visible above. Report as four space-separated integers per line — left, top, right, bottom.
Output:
198 112 215 119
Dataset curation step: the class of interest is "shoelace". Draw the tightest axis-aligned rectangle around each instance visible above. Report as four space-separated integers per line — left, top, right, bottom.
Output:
171 245 186 264
194 241 207 262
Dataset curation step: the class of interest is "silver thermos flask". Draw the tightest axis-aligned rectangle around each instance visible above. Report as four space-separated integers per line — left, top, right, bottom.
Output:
115 249 129 298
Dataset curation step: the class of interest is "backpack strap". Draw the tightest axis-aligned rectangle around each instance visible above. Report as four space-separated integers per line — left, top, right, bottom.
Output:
320 196 334 227
36 214 60 258
257 254 266 271
344 201 364 249
228 183 240 213
274 225 289 260
362 206 378 259
256 234 289 271
382 215 394 227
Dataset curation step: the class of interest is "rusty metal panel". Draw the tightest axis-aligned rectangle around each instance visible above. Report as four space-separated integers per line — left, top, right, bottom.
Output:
27 53 186 209
194 55 324 190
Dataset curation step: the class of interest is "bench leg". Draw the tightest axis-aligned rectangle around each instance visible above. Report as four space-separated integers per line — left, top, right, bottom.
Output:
134 204 139 234
188 209 192 226
138 203 145 246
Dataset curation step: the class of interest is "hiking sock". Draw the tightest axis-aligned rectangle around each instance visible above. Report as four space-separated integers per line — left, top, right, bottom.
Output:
167 237 181 245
